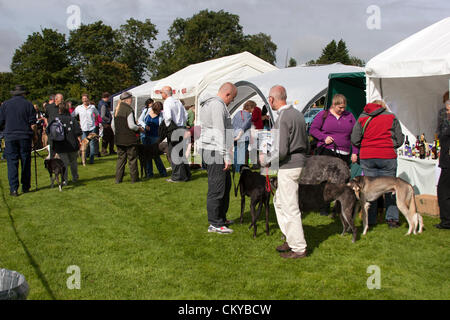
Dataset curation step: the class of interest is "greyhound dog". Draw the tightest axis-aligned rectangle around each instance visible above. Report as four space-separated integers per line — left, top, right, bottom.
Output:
236 166 272 238
44 158 66 191
323 182 358 243
136 142 169 179
271 178 358 242
79 132 99 166
348 176 424 236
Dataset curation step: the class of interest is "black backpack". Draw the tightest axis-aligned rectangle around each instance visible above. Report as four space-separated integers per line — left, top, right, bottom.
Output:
47 117 65 141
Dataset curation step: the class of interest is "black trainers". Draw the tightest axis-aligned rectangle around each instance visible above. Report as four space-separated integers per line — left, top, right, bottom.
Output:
10 190 18 197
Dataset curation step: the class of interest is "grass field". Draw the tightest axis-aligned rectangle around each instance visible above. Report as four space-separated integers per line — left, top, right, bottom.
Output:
0 151 449 300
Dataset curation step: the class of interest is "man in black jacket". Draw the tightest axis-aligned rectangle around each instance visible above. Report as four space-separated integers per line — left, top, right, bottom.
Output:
0 85 36 196
436 124 450 229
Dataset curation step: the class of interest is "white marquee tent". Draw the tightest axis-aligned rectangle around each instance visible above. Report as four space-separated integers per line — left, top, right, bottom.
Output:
113 51 277 118
365 17 450 142
228 63 364 122
365 17 450 195
150 51 278 119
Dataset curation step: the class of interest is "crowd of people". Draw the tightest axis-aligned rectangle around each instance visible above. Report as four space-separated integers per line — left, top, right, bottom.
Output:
0 82 449 261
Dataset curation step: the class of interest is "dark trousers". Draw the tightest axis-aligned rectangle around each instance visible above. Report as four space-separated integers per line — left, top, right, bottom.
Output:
115 145 138 183
102 124 115 154
203 150 231 227
5 139 32 192
437 168 450 228
168 140 191 182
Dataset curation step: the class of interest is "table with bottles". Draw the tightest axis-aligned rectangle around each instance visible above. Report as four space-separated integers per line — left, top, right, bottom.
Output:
396 135 440 196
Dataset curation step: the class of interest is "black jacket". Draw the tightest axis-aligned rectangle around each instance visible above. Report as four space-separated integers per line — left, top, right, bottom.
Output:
0 95 36 141
53 114 82 153
439 126 450 169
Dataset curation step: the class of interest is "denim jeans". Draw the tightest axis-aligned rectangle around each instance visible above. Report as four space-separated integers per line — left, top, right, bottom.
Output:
82 131 95 163
360 158 399 224
142 136 167 177
5 139 32 192
233 140 249 173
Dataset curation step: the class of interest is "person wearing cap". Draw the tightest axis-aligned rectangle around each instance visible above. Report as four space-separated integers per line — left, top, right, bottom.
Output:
72 93 99 164
111 91 144 183
0 85 36 196
98 92 115 155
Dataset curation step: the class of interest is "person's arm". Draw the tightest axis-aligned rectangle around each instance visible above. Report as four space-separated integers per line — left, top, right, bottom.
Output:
111 118 115 134
309 111 328 142
391 116 405 149
127 113 144 132
211 103 231 164
351 119 363 148
138 108 147 127
163 101 173 127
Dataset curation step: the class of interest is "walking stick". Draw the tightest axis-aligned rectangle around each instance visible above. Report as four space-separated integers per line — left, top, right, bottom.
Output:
34 145 38 191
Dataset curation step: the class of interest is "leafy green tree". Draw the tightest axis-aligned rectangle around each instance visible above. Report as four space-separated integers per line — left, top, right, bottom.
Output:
316 40 337 64
335 40 351 65
310 39 363 67
117 18 158 85
68 21 124 100
0 72 14 102
10 28 75 101
150 10 276 79
288 57 297 67
243 33 277 65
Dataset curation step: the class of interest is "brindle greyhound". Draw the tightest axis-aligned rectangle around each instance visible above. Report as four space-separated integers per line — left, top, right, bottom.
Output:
348 176 424 236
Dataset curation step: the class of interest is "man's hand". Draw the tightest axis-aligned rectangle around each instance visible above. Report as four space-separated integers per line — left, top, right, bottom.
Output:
351 153 358 164
138 126 145 133
223 160 232 171
325 136 334 145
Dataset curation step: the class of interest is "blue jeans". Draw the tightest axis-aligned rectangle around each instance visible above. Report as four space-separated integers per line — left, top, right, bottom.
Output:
82 131 95 164
141 136 167 177
360 158 399 224
234 140 249 173
5 139 32 192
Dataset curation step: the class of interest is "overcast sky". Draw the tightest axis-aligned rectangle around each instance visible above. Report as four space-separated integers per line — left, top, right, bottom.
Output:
0 0 449 73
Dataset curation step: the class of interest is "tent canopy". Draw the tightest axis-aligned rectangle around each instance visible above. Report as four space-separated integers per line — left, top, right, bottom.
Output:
229 63 364 123
150 51 278 103
366 17 450 78
365 17 450 143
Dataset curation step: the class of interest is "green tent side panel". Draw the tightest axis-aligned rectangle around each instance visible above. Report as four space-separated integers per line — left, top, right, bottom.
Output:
325 72 366 119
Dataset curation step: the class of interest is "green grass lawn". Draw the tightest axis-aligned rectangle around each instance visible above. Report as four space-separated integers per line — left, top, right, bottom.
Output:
0 151 449 300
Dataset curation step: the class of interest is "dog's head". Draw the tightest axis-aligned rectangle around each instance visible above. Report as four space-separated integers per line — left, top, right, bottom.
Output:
239 165 251 174
347 176 364 200
269 177 278 190
87 132 99 141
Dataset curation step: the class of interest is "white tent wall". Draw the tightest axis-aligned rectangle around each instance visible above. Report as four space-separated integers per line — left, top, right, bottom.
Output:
367 75 449 144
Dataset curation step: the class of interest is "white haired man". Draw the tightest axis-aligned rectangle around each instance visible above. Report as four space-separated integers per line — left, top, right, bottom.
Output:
161 86 191 182
260 85 309 258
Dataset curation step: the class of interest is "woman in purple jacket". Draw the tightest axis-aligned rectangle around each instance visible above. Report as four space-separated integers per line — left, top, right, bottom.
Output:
310 94 358 164
309 94 358 215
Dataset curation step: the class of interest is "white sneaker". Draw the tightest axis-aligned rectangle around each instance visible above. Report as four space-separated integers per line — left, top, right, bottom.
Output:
208 225 234 234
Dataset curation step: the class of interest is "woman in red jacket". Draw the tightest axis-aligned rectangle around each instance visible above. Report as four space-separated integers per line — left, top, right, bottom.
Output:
351 100 405 229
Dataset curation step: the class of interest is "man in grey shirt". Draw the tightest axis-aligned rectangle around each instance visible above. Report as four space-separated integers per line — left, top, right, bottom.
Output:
199 82 236 234
260 85 309 259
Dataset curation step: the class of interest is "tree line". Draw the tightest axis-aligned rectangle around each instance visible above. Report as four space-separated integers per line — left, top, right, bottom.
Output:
0 9 363 106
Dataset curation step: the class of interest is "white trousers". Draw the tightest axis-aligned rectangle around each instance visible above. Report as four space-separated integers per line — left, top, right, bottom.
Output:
274 167 307 253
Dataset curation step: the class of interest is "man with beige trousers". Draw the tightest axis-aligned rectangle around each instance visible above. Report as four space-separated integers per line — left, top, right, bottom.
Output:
260 85 309 259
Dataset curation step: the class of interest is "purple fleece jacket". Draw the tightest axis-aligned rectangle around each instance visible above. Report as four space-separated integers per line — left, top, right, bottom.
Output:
310 110 359 154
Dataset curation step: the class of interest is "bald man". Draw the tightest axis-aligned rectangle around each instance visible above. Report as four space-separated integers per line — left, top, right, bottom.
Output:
161 86 191 182
199 82 236 234
260 85 309 258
